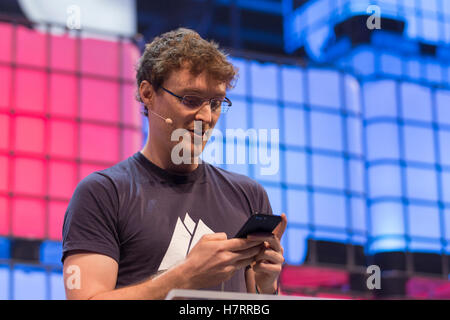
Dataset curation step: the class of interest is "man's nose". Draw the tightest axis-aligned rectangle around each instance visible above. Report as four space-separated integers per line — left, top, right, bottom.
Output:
195 101 213 124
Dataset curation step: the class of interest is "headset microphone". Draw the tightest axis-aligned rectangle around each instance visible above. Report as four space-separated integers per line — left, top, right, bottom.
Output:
148 109 173 125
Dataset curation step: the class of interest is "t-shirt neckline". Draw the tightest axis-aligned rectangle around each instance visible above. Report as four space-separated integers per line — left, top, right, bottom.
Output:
134 151 205 184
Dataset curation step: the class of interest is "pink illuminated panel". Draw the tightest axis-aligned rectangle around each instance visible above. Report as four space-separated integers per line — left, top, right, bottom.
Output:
50 34 77 72
13 158 45 196
14 116 45 154
81 78 119 122
48 161 77 199
49 120 77 158
14 69 46 113
0 114 9 150
2 22 142 241
122 129 142 160
121 84 141 127
0 196 9 236
0 66 12 110
16 26 46 68
121 41 140 80
12 198 45 239
48 201 68 240
0 23 12 63
80 124 119 162
81 39 119 77
49 74 77 118
0 156 8 192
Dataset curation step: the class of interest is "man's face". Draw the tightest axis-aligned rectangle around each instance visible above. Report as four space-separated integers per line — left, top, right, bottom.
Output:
149 66 227 165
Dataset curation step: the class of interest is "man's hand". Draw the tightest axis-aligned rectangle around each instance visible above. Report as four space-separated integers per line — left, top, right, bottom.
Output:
247 213 287 294
181 233 264 289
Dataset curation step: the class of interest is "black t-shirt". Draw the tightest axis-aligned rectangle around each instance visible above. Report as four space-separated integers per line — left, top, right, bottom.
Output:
62 151 273 292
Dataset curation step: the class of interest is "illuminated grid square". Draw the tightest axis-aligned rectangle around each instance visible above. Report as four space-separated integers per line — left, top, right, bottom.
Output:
0 154 8 192
408 205 440 239
0 197 9 236
80 78 119 123
13 158 45 196
346 117 363 156
49 74 78 118
310 111 343 151
436 90 450 125
313 193 346 229
0 265 9 300
370 201 405 238
48 161 77 199
50 34 77 72
79 124 119 163
438 131 450 167
283 107 306 147
286 189 309 224
403 125 435 164
0 66 12 109
13 265 47 300
308 69 341 109
250 61 278 99
14 69 47 114
12 198 46 239
0 23 12 62
224 99 249 133
281 66 304 104
48 201 69 241
285 151 307 185
406 167 438 202
368 164 402 198
14 116 45 154
0 114 10 150
363 80 398 119
401 83 432 122
49 120 77 159
366 123 400 160
312 154 345 190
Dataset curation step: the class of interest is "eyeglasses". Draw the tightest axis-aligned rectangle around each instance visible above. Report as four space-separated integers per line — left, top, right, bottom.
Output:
160 86 232 114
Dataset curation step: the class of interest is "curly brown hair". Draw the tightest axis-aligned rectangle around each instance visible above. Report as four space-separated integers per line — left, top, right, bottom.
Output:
136 28 238 115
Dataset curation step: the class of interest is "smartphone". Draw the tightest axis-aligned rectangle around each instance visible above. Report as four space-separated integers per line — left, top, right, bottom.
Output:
234 213 282 238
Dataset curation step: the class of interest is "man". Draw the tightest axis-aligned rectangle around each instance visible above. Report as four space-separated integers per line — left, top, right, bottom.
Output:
62 28 287 299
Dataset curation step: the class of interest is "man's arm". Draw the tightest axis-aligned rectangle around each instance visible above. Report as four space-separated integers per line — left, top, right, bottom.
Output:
63 253 192 300
63 233 263 300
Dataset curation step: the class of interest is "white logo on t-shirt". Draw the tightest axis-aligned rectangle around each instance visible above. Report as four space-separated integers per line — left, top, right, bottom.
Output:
158 212 214 271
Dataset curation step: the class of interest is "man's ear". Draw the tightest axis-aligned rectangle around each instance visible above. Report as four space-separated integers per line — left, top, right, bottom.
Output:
139 80 154 107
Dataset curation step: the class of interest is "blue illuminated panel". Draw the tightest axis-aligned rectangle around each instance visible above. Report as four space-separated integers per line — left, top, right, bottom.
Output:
13 265 47 300
361 76 450 254
222 54 450 262
223 60 366 264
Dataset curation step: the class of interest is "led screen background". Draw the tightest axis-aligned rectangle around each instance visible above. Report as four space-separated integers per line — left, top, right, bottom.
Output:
0 0 450 299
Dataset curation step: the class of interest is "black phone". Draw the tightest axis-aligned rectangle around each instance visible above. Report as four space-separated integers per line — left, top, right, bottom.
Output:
234 213 282 238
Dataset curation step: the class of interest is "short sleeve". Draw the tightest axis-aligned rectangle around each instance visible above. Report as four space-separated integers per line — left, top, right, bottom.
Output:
254 182 273 216
61 172 120 264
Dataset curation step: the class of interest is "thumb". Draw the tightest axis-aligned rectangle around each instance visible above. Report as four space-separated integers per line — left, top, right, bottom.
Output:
273 213 287 240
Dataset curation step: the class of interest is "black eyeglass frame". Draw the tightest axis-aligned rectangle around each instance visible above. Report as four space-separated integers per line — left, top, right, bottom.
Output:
160 86 232 113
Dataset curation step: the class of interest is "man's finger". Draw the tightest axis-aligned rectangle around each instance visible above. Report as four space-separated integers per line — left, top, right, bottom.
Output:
247 234 282 253
254 249 284 265
202 232 227 241
229 245 262 262
225 238 264 251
